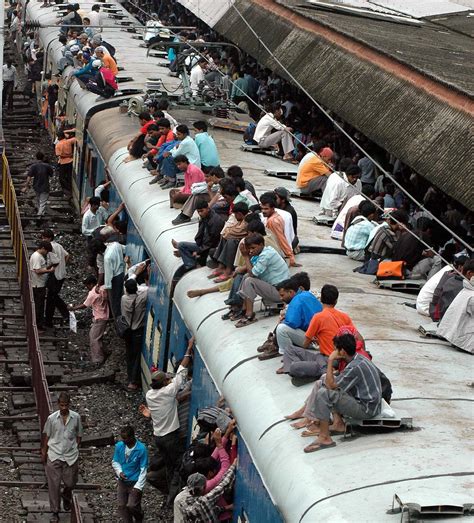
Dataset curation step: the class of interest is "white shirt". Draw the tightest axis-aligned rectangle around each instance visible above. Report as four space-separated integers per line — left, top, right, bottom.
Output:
190 64 205 95
30 251 48 288
275 208 295 246
82 207 108 236
145 365 188 437
253 113 285 144
48 241 69 281
162 110 178 132
87 10 101 30
2 64 17 84
416 265 452 316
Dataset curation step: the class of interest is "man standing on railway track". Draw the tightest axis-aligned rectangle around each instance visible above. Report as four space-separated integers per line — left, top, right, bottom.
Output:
41 392 83 522
2 58 18 112
55 129 77 199
21 152 54 217
30 241 55 333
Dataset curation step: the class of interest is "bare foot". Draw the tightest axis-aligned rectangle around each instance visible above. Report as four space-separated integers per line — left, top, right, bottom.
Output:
276 366 287 375
171 239 178 249
290 418 310 430
187 290 203 298
173 250 181 258
124 155 137 163
285 407 305 420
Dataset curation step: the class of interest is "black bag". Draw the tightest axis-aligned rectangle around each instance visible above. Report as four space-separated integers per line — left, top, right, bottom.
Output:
115 297 136 338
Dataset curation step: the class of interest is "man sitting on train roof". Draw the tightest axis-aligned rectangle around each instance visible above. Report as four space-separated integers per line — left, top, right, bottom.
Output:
274 187 299 251
210 201 250 283
168 155 206 209
280 284 358 380
158 125 201 190
172 200 226 274
125 112 155 162
229 233 290 328
253 102 295 161
319 160 361 220
172 167 225 225
295 141 333 196
304 333 382 453
85 60 118 99
193 120 220 173
227 165 257 201
147 119 175 177
94 46 118 77
259 278 322 362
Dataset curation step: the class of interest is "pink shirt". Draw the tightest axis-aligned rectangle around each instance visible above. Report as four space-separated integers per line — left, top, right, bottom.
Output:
83 286 109 320
182 163 205 195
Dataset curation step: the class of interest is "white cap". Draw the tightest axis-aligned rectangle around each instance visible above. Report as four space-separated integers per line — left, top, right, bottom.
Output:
92 59 102 68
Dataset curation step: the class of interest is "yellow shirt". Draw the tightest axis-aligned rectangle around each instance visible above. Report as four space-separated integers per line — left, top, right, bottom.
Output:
296 156 331 188
102 54 118 77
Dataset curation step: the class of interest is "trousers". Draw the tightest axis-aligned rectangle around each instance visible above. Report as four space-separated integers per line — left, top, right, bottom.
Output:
258 130 294 155
45 276 69 327
181 192 210 218
313 387 378 422
284 345 328 377
33 286 47 329
124 329 143 385
154 430 184 505
35 191 49 216
177 241 199 269
275 323 307 356
300 175 328 195
238 275 281 304
110 273 125 318
45 458 79 513
117 481 143 522
58 163 73 198
89 318 108 363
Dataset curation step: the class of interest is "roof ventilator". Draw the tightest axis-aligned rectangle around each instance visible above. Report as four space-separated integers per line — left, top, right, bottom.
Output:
388 494 474 522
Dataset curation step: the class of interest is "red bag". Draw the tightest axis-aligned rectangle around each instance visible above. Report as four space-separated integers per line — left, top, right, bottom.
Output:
376 261 405 280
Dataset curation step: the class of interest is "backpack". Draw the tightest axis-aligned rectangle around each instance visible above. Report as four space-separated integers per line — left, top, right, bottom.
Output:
196 406 232 434
178 441 212 482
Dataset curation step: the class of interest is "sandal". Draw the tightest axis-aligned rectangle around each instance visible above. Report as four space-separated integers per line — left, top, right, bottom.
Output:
213 274 231 283
301 423 320 437
221 310 235 320
304 441 336 453
235 314 258 328
207 270 222 279
229 310 245 321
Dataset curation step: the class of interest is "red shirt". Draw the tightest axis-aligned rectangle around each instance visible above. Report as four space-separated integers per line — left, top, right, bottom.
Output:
150 129 175 156
140 119 155 135
182 164 205 195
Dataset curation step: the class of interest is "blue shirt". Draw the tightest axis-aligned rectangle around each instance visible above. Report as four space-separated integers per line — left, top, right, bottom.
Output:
171 136 201 167
194 132 220 167
284 290 323 330
112 440 148 490
251 246 290 285
345 216 377 251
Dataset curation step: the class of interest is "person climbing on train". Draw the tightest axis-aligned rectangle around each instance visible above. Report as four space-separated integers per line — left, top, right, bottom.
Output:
82 196 109 240
100 226 126 319
158 124 201 189
168 155 206 208
55 129 77 199
112 425 149 523
228 233 290 327
41 392 83 522
172 200 226 272
303 332 382 453
281 284 358 380
139 339 194 507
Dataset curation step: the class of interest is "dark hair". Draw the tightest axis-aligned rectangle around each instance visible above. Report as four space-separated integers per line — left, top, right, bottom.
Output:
138 111 151 121
92 3 100 11
195 456 219 476
193 120 208 132
233 202 249 214
463 259 474 274
147 124 159 132
234 178 246 191
89 196 101 207
346 165 361 177
58 391 70 403
176 124 189 135
174 155 189 164
57 130 65 140
416 217 433 232
276 278 299 292
89 238 106 254
227 165 243 178
245 233 264 247
41 229 54 240
312 140 327 153
208 166 225 179
339 157 354 172
156 118 171 128
38 241 52 252
271 102 282 113
157 99 170 110
359 201 376 218
333 333 356 356
121 425 135 438
259 193 277 208
222 184 238 198
36 151 45 161
100 189 109 203
389 209 409 226
246 218 265 235
84 274 98 285
321 284 338 305
196 200 209 210
291 272 311 291
125 278 138 294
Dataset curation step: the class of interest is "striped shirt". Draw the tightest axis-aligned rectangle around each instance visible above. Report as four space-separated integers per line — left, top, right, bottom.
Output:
336 354 382 415
368 224 397 260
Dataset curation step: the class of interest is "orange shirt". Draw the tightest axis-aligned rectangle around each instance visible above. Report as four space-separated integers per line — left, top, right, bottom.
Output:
55 137 76 165
296 156 331 189
102 54 118 76
305 307 354 356
266 212 294 263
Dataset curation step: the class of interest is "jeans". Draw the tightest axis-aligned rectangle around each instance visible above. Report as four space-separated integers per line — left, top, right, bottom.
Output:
58 163 73 198
177 241 199 269
33 287 47 329
110 273 125 318
160 156 179 179
225 273 244 307
124 329 143 385
45 276 69 327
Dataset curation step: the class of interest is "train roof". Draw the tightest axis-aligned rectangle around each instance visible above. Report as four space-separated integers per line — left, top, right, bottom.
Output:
97 108 473 522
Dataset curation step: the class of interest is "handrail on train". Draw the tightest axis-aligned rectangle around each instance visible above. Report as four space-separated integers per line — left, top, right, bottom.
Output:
0 155 83 523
